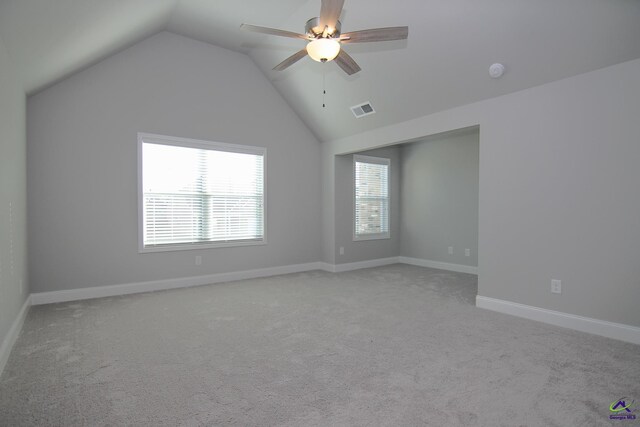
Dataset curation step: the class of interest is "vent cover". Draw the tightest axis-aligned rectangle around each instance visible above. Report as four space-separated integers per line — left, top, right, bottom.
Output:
351 102 376 118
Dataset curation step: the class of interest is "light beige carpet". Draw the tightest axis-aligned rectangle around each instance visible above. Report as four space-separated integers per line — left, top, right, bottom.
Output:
1 264 638 426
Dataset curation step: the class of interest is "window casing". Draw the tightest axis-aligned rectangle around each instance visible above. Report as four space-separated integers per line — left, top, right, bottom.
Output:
353 155 390 241
138 133 266 252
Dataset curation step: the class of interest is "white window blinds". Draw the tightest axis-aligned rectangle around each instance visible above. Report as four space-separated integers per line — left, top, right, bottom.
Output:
354 155 390 240
139 134 265 251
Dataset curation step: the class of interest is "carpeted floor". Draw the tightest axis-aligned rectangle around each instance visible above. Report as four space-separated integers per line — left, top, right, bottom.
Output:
1 264 638 426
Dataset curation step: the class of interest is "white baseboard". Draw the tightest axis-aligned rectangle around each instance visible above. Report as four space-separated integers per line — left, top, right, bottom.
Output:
399 256 478 275
30 257 478 305
324 256 478 274
476 295 640 345
329 257 400 273
318 262 337 273
31 262 324 305
0 295 31 378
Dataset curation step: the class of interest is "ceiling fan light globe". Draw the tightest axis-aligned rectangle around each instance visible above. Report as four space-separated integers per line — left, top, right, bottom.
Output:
306 38 341 62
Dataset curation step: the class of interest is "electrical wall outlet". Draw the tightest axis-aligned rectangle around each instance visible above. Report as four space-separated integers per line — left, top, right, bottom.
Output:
448 246 454 255
195 256 202 266
551 279 562 294
465 248 470 257
339 247 344 255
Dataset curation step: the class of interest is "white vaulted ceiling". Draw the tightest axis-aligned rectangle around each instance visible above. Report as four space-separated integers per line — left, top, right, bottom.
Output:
2 0 640 142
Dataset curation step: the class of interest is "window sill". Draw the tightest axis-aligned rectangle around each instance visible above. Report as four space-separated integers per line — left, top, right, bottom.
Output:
139 239 267 253
353 233 390 242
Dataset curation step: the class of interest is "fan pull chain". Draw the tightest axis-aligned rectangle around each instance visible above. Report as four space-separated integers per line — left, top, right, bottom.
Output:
322 72 326 108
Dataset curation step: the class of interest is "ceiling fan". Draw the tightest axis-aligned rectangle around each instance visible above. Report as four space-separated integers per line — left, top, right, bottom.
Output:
240 0 408 75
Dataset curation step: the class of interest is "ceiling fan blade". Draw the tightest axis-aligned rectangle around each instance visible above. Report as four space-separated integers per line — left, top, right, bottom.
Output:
340 26 409 43
240 23 308 40
334 50 361 75
273 49 309 71
319 0 345 31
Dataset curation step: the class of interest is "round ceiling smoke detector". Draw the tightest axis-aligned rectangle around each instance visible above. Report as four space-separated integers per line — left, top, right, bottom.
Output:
489 63 505 78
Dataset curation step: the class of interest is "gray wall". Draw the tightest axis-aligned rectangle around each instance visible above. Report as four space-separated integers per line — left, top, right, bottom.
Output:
0 37 28 348
400 130 479 266
334 147 401 264
476 61 640 327
27 32 322 293
323 58 640 327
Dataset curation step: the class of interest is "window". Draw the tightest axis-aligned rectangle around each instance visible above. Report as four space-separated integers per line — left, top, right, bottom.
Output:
354 155 390 240
138 133 265 252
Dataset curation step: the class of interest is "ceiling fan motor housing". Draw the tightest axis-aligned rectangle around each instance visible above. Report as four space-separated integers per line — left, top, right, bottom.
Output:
306 17 341 38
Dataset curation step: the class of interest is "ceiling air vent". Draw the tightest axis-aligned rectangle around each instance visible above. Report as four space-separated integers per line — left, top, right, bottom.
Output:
351 102 376 118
